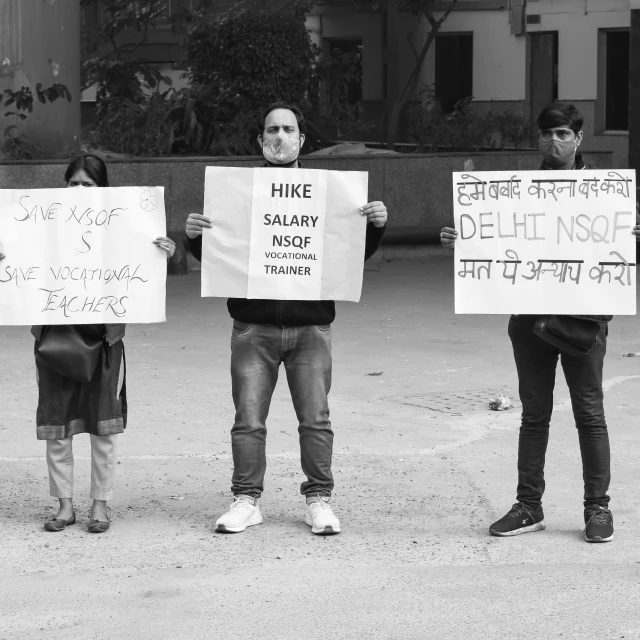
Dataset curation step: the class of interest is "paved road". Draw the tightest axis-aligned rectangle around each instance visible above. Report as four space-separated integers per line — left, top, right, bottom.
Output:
1 257 639 639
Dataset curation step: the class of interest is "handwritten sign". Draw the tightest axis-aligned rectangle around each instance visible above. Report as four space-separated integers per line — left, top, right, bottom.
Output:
0 187 167 325
202 167 368 301
452 170 637 314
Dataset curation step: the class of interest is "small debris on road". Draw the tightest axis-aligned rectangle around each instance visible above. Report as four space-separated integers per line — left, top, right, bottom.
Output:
489 393 513 411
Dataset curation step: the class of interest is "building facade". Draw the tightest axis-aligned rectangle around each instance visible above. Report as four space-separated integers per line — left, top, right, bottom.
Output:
313 0 631 166
80 0 633 166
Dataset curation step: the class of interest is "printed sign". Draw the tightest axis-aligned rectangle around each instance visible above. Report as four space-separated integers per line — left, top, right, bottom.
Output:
202 167 368 301
453 170 637 314
0 187 167 325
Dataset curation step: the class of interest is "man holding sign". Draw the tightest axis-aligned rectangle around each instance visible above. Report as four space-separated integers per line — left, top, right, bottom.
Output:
442 103 640 543
186 103 387 535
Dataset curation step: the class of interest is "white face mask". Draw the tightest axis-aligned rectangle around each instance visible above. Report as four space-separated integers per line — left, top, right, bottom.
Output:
262 132 301 165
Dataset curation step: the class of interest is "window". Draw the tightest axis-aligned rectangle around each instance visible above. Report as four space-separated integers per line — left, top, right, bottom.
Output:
435 33 473 112
602 29 630 132
529 31 558 139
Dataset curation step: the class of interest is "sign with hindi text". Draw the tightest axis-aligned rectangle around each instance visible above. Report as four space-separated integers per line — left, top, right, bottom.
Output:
453 170 637 314
0 187 168 325
202 167 368 301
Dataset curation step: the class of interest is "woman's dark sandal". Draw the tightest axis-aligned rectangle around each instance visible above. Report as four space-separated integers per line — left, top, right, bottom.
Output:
44 513 76 532
88 518 110 534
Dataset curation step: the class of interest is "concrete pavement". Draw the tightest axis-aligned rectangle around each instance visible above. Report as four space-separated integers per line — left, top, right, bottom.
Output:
1 256 639 640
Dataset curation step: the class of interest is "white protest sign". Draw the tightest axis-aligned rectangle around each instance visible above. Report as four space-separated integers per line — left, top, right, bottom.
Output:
452 170 637 314
0 187 167 325
202 167 368 301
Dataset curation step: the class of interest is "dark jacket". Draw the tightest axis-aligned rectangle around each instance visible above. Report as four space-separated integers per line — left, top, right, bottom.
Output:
188 165 385 325
539 153 611 324
31 324 126 345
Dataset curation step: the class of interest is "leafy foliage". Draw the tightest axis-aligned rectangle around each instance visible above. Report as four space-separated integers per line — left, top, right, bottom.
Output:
87 75 259 157
0 83 72 159
81 0 176 104
405 86 530 152
182 6 319 112
316 45 365 139
165 80 257 156
81 2 348 156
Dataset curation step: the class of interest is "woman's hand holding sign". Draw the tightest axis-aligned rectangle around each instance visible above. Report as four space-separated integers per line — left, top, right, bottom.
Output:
361 202 387 228
186 213 212 239
153 236 176 259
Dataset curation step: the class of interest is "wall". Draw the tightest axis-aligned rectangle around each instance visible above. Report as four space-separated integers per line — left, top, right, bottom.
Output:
527 0 630 167
0 0 81 157
406 0 631 166
397 9 527 102
0 151 612 236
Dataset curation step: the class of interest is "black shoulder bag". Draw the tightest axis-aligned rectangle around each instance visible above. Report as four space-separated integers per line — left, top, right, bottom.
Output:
35 325 104 383
533 315 609 357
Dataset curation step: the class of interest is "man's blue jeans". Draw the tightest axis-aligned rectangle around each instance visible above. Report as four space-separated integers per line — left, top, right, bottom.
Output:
229 321 333 499
508 315 610 510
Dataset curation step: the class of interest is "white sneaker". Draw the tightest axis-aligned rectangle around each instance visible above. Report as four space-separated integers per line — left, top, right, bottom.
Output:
215 496 263 533
305 496 340 535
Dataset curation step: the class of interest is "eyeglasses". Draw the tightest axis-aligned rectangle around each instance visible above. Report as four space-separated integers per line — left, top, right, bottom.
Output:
538 129 575 141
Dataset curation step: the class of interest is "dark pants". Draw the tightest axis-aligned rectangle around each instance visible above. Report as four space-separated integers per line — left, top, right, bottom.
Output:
229 321 333 499
508 315 611 510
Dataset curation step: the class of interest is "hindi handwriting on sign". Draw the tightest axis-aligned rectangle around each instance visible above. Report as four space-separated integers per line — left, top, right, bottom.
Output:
495 249 522 285
457 259 492 279
589 251 637 287
0 186 167 325
452 169 637 315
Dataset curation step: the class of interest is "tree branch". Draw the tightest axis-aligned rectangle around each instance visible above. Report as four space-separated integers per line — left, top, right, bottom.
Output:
386 0 459 149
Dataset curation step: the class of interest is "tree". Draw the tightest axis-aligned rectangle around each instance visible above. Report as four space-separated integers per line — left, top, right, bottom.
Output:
182 5 319 112
386 0 459 149
0 84 72 159
80 0 179 100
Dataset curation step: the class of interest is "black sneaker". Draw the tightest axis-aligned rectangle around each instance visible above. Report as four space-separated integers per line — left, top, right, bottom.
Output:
584 506 614 543
489 502 546 537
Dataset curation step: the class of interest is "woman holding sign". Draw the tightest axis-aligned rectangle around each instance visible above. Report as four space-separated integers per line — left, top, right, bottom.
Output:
0 154 175 533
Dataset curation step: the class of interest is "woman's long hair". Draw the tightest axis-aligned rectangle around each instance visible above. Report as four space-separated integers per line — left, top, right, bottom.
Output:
64 154 109 187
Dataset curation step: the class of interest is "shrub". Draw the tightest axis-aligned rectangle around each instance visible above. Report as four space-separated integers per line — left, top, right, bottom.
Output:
405 85 530 152
88 91 174 156
182 6 319 112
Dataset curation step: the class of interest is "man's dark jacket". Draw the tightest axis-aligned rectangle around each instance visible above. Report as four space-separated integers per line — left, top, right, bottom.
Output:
188 198 385 326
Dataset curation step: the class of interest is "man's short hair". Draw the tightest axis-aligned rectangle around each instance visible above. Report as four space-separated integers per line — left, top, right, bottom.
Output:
537 103 583 134
260 102 307 135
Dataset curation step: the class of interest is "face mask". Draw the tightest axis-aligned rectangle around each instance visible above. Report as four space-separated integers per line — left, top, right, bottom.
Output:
539 139 578 166
262 132 301 165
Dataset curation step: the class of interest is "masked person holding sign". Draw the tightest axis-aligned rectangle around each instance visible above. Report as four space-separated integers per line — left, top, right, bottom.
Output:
441 103 640 543
186 103 388 535
0 154 175 533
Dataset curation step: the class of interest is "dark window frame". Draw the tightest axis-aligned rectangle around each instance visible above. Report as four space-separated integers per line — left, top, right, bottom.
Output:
597 27 630 134
434 31 474 113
